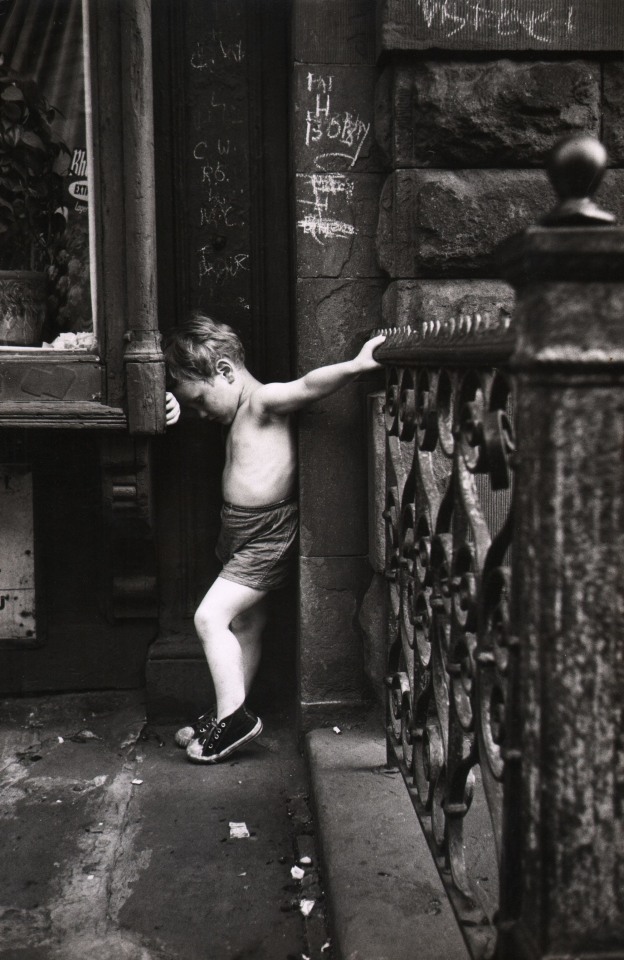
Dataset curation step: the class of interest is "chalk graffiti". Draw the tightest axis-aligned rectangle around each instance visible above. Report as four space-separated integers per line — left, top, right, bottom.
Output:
415 0 575 42
305 73 371 168
192 142 242 229
198 250 249 285
190 37 245 69
201 160 226 185
297 174 356 246
219 39 245 62
200 198 236 229
298 215 356 243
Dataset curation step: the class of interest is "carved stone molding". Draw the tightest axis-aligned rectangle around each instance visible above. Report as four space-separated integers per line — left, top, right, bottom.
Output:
100 435 158 619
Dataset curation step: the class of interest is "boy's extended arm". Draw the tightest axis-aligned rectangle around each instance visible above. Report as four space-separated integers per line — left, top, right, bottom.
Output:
252 334 386 417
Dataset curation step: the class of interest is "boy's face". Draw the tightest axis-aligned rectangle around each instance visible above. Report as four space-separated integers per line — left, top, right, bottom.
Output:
173 369 238 424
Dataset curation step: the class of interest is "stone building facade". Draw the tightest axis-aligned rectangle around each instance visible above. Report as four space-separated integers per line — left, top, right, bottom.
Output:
292 0 624 728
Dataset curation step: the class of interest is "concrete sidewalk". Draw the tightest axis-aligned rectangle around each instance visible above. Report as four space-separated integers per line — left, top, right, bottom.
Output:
0 691 329 960
1 692 478 960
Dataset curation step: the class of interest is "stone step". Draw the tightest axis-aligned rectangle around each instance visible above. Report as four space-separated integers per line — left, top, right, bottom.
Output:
306 721 469 960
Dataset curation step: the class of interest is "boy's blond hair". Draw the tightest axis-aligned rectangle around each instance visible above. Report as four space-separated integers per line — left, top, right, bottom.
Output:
164 312 245 384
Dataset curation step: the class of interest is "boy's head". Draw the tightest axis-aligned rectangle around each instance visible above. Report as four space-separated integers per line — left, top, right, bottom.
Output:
164 312 245 385
164 313 247 423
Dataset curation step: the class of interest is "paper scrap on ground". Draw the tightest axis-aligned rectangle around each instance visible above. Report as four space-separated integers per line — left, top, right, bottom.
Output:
300 899 315 917
131 779 144 785
71 730 102 743
229 821 250 839
332 726 341 735
291 865 305 880
299 856 312 864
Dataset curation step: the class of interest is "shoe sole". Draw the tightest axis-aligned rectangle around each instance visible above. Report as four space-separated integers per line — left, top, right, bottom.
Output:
186 718 263 764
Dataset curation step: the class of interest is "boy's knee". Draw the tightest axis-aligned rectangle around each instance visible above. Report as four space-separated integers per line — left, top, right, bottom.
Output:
194 600 225 637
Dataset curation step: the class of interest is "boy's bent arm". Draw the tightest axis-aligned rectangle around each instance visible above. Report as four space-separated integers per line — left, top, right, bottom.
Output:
252 334 386 417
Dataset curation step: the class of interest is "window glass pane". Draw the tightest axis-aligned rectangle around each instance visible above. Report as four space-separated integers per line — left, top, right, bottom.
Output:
0 0 95 350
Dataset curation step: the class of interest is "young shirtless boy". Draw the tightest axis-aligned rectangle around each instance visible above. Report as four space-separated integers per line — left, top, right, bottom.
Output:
164 312 385 764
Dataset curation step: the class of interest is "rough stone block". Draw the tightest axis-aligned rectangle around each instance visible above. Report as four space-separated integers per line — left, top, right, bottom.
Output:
294 65 385 174
296 172 384 278
296 278 385 373
375 60 600 168
376 170 624 278
293 0 376 64
603 61 624 164
377 0 624 53
377 169 550 277
299 556 373 704
367 392 386 574
299 383 377 558
382 279 514 327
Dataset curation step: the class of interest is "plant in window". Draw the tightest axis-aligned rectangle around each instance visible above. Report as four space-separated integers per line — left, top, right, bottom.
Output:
0 54 69 345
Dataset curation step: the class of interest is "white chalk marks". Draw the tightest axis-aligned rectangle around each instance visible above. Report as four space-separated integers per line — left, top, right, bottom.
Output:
298 73 370 248
191 36 245 69
197 251 249 285
187 18 251 290
415 0 575 43
305 73 371 169
297 174 356 246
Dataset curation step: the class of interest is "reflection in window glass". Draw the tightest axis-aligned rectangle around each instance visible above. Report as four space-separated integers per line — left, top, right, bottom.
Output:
0 0 95 350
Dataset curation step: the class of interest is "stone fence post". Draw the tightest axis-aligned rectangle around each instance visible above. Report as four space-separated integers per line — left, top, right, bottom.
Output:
498 136 624 960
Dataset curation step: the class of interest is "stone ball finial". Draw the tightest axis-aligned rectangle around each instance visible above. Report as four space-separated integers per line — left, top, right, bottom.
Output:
542 134 615 226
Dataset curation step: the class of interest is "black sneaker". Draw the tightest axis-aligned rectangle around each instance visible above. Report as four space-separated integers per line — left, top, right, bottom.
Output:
186 705 263 764
174 706 216 748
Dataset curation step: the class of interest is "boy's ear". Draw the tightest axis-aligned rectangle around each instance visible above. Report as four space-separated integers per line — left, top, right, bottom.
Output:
216 358 235 383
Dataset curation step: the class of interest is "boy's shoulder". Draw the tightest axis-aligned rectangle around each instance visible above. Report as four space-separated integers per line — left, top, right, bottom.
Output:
244 382 290 424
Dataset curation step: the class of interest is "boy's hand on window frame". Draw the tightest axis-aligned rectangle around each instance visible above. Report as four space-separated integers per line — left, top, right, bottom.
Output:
165 391 181 426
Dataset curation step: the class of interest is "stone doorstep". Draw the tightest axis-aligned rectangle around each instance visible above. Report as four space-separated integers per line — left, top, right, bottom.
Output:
306 722 469 960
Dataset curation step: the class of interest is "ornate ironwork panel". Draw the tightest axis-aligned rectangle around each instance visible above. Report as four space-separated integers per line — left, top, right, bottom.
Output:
376 316 516 959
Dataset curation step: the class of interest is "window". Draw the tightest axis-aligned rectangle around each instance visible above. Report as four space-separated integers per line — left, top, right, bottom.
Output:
0 0 96 352
0 0 164 433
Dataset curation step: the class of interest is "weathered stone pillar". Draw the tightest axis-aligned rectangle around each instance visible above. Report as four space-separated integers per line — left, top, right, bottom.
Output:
499 136 624 959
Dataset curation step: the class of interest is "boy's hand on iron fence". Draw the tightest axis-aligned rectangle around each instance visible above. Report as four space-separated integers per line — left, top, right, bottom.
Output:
165 391 181 426
353 334 386 373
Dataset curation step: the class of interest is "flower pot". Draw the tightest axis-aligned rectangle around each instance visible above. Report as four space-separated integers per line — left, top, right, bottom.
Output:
0 270 47 346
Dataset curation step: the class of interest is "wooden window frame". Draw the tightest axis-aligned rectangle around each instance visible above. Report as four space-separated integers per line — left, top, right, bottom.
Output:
0 0 165 434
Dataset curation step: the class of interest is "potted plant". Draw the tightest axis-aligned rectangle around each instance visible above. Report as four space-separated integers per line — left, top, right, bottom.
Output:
0 54 69 346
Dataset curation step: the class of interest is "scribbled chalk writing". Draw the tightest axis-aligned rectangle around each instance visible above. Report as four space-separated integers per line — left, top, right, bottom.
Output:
298 215 356 243
219 39 245 62
200 199 235 228
415 0 575 42
297 174 356 246
198 250 250 285
305 73 370 169
201 161 226 185
192 142 242 229
191 37 245 69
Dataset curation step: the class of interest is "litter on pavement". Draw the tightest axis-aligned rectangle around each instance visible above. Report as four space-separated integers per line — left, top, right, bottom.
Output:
229 821 250 839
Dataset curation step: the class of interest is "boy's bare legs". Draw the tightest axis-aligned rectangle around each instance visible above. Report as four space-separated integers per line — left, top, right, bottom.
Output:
231 600 268 696
194 575 268 721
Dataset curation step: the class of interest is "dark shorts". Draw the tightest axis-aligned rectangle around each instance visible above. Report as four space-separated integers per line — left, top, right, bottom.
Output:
216 497 298 592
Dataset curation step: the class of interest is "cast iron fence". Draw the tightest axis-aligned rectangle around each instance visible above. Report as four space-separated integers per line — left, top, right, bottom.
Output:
370 136 624 960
